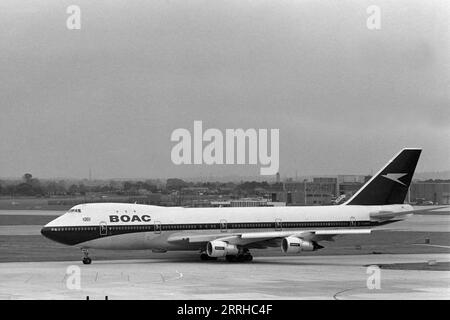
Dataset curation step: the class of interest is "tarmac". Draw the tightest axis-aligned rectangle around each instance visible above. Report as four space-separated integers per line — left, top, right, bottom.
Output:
0 253 448 300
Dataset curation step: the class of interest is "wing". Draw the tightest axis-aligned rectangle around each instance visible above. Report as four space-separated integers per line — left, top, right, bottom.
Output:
167 229 371 249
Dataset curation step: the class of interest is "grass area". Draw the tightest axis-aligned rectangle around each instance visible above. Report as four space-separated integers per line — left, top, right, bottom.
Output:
0 197 133 211
0 215 56 225
0 231 449 263
375 262 450 271
0 198 69 211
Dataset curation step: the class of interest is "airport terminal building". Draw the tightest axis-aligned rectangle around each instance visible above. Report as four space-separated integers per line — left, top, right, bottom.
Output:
409 181 450 205
271 176 450 206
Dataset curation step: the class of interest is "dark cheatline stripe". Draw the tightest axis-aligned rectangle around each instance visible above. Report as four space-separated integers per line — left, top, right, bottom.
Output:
41 220 396 246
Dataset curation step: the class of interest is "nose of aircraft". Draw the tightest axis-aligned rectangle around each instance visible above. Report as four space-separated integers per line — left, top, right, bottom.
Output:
40 226 49 238
40 225 54 241
40 223 88 246
40 216 69 244
41 225 68 244
40 225 69 245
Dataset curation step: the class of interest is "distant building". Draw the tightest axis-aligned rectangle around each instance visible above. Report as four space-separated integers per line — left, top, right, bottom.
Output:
409 181 450 205
274 177 337 205
211 198 286 207
336 175 370 197
180 187 210 195
267 175 374 206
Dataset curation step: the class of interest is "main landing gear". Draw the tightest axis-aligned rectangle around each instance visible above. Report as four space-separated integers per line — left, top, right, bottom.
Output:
199 249 253 263
226 248 253 263
225 252 253 263
200 253 218 261
82 248 92 265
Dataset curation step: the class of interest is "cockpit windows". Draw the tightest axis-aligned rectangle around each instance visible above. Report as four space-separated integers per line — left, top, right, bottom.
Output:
68 208 81 213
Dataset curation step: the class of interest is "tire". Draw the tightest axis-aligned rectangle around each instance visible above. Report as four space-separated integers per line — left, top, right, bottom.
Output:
225 255 237 262
82 257 92 265
200 253 209 261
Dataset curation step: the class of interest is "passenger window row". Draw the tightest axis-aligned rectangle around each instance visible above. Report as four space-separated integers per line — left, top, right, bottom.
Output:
49 221 369 233
51 227 95 231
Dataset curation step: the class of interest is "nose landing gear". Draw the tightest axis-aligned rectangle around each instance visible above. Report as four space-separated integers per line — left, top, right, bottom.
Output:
82 248 92 264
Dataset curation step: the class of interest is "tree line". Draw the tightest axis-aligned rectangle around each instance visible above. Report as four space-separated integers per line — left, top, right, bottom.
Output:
0 174 159 197
0 173 281 197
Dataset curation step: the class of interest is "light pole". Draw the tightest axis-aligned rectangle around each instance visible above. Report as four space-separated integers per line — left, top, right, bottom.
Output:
303 179 307 205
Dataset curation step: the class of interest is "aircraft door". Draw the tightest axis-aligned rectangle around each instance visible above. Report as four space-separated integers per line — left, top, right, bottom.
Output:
275 218 282 231
154 221 162 234
99 221 108 236
220 219 227 232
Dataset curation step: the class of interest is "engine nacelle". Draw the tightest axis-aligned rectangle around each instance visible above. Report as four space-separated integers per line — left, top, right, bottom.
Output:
281 236 321 254
207 240 239 257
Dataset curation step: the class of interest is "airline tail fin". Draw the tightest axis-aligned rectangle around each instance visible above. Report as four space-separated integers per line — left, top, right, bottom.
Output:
344 148 421 206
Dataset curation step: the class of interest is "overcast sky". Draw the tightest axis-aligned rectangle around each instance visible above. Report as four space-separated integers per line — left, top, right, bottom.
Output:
0 0 449 179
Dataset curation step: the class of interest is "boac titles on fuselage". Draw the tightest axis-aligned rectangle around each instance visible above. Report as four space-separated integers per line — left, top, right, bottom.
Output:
109 215 151 223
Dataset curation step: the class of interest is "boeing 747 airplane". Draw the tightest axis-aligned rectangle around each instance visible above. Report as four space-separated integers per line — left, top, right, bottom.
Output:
42 148 427 264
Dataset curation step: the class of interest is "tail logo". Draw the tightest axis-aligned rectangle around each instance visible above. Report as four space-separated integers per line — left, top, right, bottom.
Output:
381 173 407 186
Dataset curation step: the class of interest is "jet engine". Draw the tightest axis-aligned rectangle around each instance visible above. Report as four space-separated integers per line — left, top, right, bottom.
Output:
206 240 239 257
281 236 322 254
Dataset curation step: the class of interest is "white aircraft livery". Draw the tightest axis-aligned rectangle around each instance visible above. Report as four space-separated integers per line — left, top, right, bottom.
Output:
42 148 425 264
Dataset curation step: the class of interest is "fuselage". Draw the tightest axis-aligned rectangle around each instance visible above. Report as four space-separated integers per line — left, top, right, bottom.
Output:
41 202 412 251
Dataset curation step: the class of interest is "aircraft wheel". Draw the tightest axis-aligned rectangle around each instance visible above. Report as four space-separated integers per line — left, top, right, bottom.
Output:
200 253 209 261
82 257 92 265
225 255 237 262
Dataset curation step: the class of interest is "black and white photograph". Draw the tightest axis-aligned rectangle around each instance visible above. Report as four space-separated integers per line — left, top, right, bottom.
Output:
0 0 449 304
